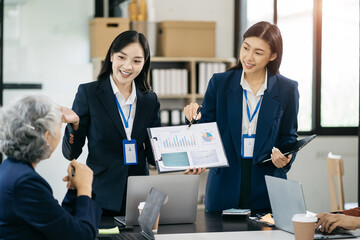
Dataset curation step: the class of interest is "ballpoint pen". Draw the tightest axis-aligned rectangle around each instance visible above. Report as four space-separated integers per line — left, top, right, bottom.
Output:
188 105 202 128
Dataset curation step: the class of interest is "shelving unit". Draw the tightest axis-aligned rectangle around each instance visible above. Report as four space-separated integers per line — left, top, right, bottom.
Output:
150 57 237 103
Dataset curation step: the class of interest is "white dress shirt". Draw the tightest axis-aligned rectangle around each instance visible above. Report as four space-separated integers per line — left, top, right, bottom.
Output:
110 75 137 140
240 70 268 137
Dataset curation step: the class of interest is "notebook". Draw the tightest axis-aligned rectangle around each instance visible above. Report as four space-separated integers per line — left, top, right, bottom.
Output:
97 187 167 240
115 174 200 227
265 175 356 239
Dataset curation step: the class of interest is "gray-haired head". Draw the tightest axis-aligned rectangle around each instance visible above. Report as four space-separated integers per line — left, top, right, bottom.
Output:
0 95 62 163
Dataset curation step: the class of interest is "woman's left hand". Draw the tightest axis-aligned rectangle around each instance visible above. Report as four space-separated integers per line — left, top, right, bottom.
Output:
271 147 292 168
184 167 206 175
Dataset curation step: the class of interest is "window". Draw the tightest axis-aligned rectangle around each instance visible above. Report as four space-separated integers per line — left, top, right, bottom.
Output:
277 0 313 131
247 0 274 27
321 0 359 127
240 0 360 134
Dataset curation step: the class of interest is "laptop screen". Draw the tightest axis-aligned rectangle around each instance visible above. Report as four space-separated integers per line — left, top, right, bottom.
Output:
123 175 200 227
265 175 307 233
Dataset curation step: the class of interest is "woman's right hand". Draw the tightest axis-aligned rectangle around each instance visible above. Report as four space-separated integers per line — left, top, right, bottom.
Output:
183 103 202 122
65 160 93 197
61 106 80 130
315 213 360 233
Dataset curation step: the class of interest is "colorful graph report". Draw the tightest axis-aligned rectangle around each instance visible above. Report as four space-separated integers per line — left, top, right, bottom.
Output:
148 122 229 173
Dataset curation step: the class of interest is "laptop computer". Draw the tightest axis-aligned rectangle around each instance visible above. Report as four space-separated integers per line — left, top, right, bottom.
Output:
265 175 356 239
115 174 200 227
97 187 167 240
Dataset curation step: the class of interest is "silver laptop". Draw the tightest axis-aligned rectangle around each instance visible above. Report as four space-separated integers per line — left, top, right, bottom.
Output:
265 175 356 239
115 174 200 227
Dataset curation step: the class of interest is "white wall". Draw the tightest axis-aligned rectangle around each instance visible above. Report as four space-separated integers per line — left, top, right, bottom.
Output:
3 0 94 201
288 136 358 213
152 0 234 58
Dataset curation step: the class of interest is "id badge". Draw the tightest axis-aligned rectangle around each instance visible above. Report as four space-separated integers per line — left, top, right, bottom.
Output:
242 134 255 159
123 139 138 165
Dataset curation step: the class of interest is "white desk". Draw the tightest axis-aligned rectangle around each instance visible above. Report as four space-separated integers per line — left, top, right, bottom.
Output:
100 209 360 240
155 230 360 240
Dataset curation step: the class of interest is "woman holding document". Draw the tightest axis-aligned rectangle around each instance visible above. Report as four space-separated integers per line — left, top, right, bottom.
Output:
61 31 161 216
184 21 299 212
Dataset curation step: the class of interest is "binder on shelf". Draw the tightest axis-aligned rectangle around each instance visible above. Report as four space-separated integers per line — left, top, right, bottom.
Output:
165 69 172 95
198 62 206 94
160 109 184 126
151 68 189 96
197 62 227 95
151 69 160 94
170 109 181 126
181 69 189 95
159 69 166 95
160 109 170 126
181 111 186 125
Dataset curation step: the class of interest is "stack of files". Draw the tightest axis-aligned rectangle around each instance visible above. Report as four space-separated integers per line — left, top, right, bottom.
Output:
198 62 227 95
151 69 188 96
160 109 186 126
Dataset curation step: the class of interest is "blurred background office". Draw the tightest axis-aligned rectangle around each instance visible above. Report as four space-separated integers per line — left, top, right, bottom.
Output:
0 0 359 213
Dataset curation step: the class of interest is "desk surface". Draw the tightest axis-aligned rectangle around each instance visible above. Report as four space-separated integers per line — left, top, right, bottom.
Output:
99 208 274 234
99 209 360 239
155 230 294 240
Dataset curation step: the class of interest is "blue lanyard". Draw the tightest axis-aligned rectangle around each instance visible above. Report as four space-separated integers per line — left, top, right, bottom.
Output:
244 89 263 123
114 94 132 129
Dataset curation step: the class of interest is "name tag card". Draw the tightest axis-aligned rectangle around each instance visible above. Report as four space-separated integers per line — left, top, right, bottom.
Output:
123 139 138 165
242 134 255 159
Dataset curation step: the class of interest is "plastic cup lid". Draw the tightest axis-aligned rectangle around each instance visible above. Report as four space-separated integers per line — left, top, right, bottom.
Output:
292 213 317 222
138 202 145 210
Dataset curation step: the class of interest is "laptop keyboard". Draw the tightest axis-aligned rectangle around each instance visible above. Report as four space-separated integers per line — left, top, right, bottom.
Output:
315 227 355 238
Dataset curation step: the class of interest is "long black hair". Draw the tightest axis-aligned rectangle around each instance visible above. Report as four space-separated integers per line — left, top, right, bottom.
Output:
97 30 151 92
230 21 283 74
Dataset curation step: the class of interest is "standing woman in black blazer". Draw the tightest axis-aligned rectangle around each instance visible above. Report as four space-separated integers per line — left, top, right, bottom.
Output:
62 31 161 216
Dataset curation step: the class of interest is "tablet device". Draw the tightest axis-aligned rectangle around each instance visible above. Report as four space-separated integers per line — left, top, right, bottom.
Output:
259 134 316 164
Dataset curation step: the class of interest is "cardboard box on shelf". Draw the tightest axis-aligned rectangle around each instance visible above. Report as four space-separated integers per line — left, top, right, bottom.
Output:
156 21 216 57
89 18 130 58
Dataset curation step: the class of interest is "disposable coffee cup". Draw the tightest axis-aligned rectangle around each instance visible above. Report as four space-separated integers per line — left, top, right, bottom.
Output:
138 202 160 233
292 213 317 240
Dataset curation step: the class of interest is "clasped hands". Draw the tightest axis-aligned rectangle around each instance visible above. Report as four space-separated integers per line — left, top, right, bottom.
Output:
62 160 93 197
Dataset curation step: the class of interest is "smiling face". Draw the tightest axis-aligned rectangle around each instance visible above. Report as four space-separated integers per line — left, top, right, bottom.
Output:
239 37 277 78
110 42 145 88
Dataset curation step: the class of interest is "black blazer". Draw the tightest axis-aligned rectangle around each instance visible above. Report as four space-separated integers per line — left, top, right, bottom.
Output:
200 69 299 211
62 77 161 211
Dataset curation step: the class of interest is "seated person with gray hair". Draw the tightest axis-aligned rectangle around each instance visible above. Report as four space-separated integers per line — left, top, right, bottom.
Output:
0 95 101 240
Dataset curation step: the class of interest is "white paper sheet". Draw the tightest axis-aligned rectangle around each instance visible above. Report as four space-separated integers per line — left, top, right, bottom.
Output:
148 122 229 173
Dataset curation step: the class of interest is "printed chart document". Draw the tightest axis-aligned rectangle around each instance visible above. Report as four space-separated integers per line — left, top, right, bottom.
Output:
148 122 229 173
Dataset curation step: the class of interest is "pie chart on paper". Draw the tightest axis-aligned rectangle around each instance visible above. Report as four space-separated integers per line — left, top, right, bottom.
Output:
201 132 213 142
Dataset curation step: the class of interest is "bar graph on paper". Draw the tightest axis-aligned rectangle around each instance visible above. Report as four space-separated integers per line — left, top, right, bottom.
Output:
161 133 196 149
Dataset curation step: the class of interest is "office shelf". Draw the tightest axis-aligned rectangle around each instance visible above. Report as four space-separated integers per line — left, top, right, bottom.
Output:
150 56 236 103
